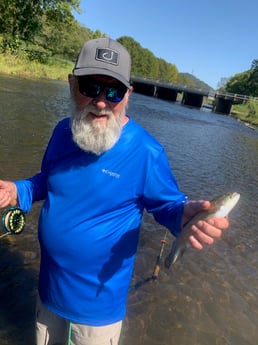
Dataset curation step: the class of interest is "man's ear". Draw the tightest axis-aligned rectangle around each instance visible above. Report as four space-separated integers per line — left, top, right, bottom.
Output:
127 85 133 96
68 74 75 95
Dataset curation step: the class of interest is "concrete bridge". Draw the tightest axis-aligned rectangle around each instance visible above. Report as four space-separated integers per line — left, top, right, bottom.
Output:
130 76 254 115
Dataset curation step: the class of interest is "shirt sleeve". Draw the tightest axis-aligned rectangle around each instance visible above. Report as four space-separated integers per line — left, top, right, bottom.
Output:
14 172 47 213
143 148 187 237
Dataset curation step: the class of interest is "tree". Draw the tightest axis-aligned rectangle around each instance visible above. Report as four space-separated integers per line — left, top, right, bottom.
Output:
156 58 178 82
117 36 179 82
225 71 250 94
0 0 80 52
248 59 258 96
217 77 229 91
117 36 145 77
0 0 41 51
224 60 258 97
251 59 258 71
37 18 92 60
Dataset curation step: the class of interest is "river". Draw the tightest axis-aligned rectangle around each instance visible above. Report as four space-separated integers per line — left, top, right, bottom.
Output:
0 74 257 345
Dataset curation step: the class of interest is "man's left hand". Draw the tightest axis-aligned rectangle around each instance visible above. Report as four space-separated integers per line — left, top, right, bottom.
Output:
181 200 229 250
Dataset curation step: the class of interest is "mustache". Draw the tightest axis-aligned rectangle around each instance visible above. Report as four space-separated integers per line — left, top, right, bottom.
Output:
73 105 114 120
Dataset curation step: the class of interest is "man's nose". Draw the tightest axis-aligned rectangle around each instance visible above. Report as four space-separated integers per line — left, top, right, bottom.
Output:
92 92 108 108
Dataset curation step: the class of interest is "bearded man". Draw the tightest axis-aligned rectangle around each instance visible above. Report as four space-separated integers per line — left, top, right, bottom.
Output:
0 38 228 345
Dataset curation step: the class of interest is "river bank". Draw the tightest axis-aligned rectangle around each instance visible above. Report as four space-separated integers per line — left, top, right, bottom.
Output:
1 53 257 126
0 52 73 81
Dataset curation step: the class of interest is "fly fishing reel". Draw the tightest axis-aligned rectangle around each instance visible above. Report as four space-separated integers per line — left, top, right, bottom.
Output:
1 206 26 236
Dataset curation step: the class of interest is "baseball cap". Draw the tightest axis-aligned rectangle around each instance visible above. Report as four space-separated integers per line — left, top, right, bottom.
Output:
73 38 131 88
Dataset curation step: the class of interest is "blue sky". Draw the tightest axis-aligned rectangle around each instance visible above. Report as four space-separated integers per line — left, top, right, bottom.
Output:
73 0 258 89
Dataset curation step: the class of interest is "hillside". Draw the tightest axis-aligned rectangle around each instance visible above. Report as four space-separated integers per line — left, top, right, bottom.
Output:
180 73 214 91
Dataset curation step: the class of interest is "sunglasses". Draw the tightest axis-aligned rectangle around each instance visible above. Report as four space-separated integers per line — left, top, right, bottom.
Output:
77 77 128 103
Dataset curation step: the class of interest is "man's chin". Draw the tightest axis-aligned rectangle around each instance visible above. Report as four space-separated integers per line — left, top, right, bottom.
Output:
72 126 121 155
91 119 109 131
71 108 123 154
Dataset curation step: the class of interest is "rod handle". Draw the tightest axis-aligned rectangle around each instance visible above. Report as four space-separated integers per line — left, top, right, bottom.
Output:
152 263 160 279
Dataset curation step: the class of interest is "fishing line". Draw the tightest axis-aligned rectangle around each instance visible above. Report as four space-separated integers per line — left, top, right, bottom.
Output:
0 206 26 239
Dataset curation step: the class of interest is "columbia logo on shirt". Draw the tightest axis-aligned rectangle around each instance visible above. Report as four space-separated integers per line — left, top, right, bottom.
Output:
102 169 120 179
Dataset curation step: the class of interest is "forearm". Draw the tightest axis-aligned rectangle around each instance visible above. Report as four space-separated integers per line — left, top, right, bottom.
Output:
14 172 47 212
153 200 186 237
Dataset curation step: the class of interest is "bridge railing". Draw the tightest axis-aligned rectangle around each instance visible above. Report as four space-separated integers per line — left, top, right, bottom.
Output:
209 91 258 103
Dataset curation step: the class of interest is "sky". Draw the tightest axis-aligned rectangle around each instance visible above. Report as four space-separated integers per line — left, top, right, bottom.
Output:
73 0 258 89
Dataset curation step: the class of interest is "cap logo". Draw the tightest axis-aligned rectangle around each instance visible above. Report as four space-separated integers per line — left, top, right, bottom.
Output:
96 48 119 65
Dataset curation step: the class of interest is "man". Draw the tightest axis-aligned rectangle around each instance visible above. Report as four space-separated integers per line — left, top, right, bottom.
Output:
0 38 228 345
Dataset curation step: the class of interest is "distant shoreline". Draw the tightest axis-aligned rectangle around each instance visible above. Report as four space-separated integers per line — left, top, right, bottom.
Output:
0 54 257 128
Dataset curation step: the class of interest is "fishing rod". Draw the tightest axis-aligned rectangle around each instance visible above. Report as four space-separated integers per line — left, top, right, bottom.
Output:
129 229 168 291
152 229 168 279
0 200 26 239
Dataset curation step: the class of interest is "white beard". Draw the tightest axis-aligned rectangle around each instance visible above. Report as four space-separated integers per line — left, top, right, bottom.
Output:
71 104 125 155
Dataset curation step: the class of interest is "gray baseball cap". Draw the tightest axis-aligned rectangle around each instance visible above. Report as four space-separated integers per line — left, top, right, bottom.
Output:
73 38 131 88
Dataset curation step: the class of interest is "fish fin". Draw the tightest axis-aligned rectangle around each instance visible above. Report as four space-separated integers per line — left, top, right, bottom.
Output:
164 240 178 268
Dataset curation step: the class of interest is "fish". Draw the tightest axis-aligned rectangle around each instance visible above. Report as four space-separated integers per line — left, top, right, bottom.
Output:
164 192 240 268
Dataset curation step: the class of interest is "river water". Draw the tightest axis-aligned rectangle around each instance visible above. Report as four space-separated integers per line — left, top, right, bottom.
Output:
0 74 257 345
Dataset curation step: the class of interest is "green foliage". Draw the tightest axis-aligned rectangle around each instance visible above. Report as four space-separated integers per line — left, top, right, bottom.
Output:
224 59 258 97
1 34 21 53
37 16 92 60
247 99 257 118
0 0 80 54
179 73 212 91
23 46 52 64
232 100 258 125
0 50 74 79
0 0 43 50
224 71 250 94
117 36 179 83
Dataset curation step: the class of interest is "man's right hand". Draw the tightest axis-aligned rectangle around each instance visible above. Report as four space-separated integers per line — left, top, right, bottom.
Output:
0 180 18 208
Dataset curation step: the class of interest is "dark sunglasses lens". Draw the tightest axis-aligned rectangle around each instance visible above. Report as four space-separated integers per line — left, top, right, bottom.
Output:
77 78 127 102
105 87 126 102
78 81 100 98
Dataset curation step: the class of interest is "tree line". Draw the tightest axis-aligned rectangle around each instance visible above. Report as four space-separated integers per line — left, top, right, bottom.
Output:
219 60 258 97
0 0 211 88
0 0 92 61
0 0 256 95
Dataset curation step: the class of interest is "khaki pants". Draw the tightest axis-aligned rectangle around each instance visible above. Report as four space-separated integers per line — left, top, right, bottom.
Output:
35 294 122 345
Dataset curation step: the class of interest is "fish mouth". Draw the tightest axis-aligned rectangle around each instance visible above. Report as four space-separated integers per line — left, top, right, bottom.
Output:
227 192 240 209
232 192 240 200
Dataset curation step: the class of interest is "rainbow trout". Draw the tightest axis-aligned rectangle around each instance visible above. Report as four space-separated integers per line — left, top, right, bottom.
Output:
165 192 240 268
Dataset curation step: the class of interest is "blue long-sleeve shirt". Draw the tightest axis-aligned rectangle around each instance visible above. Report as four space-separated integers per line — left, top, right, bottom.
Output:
15 117 187 325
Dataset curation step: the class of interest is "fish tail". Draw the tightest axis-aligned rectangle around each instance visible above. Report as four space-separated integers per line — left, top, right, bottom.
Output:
165 240 187 268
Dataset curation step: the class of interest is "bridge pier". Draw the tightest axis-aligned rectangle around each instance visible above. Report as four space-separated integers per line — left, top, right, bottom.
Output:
131 81 156 97
181 92 203 108
212 96 233 115
130 76 251 115
156 87 178 101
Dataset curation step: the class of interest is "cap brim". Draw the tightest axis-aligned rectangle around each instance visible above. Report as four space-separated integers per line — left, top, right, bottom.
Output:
73 67 130 88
